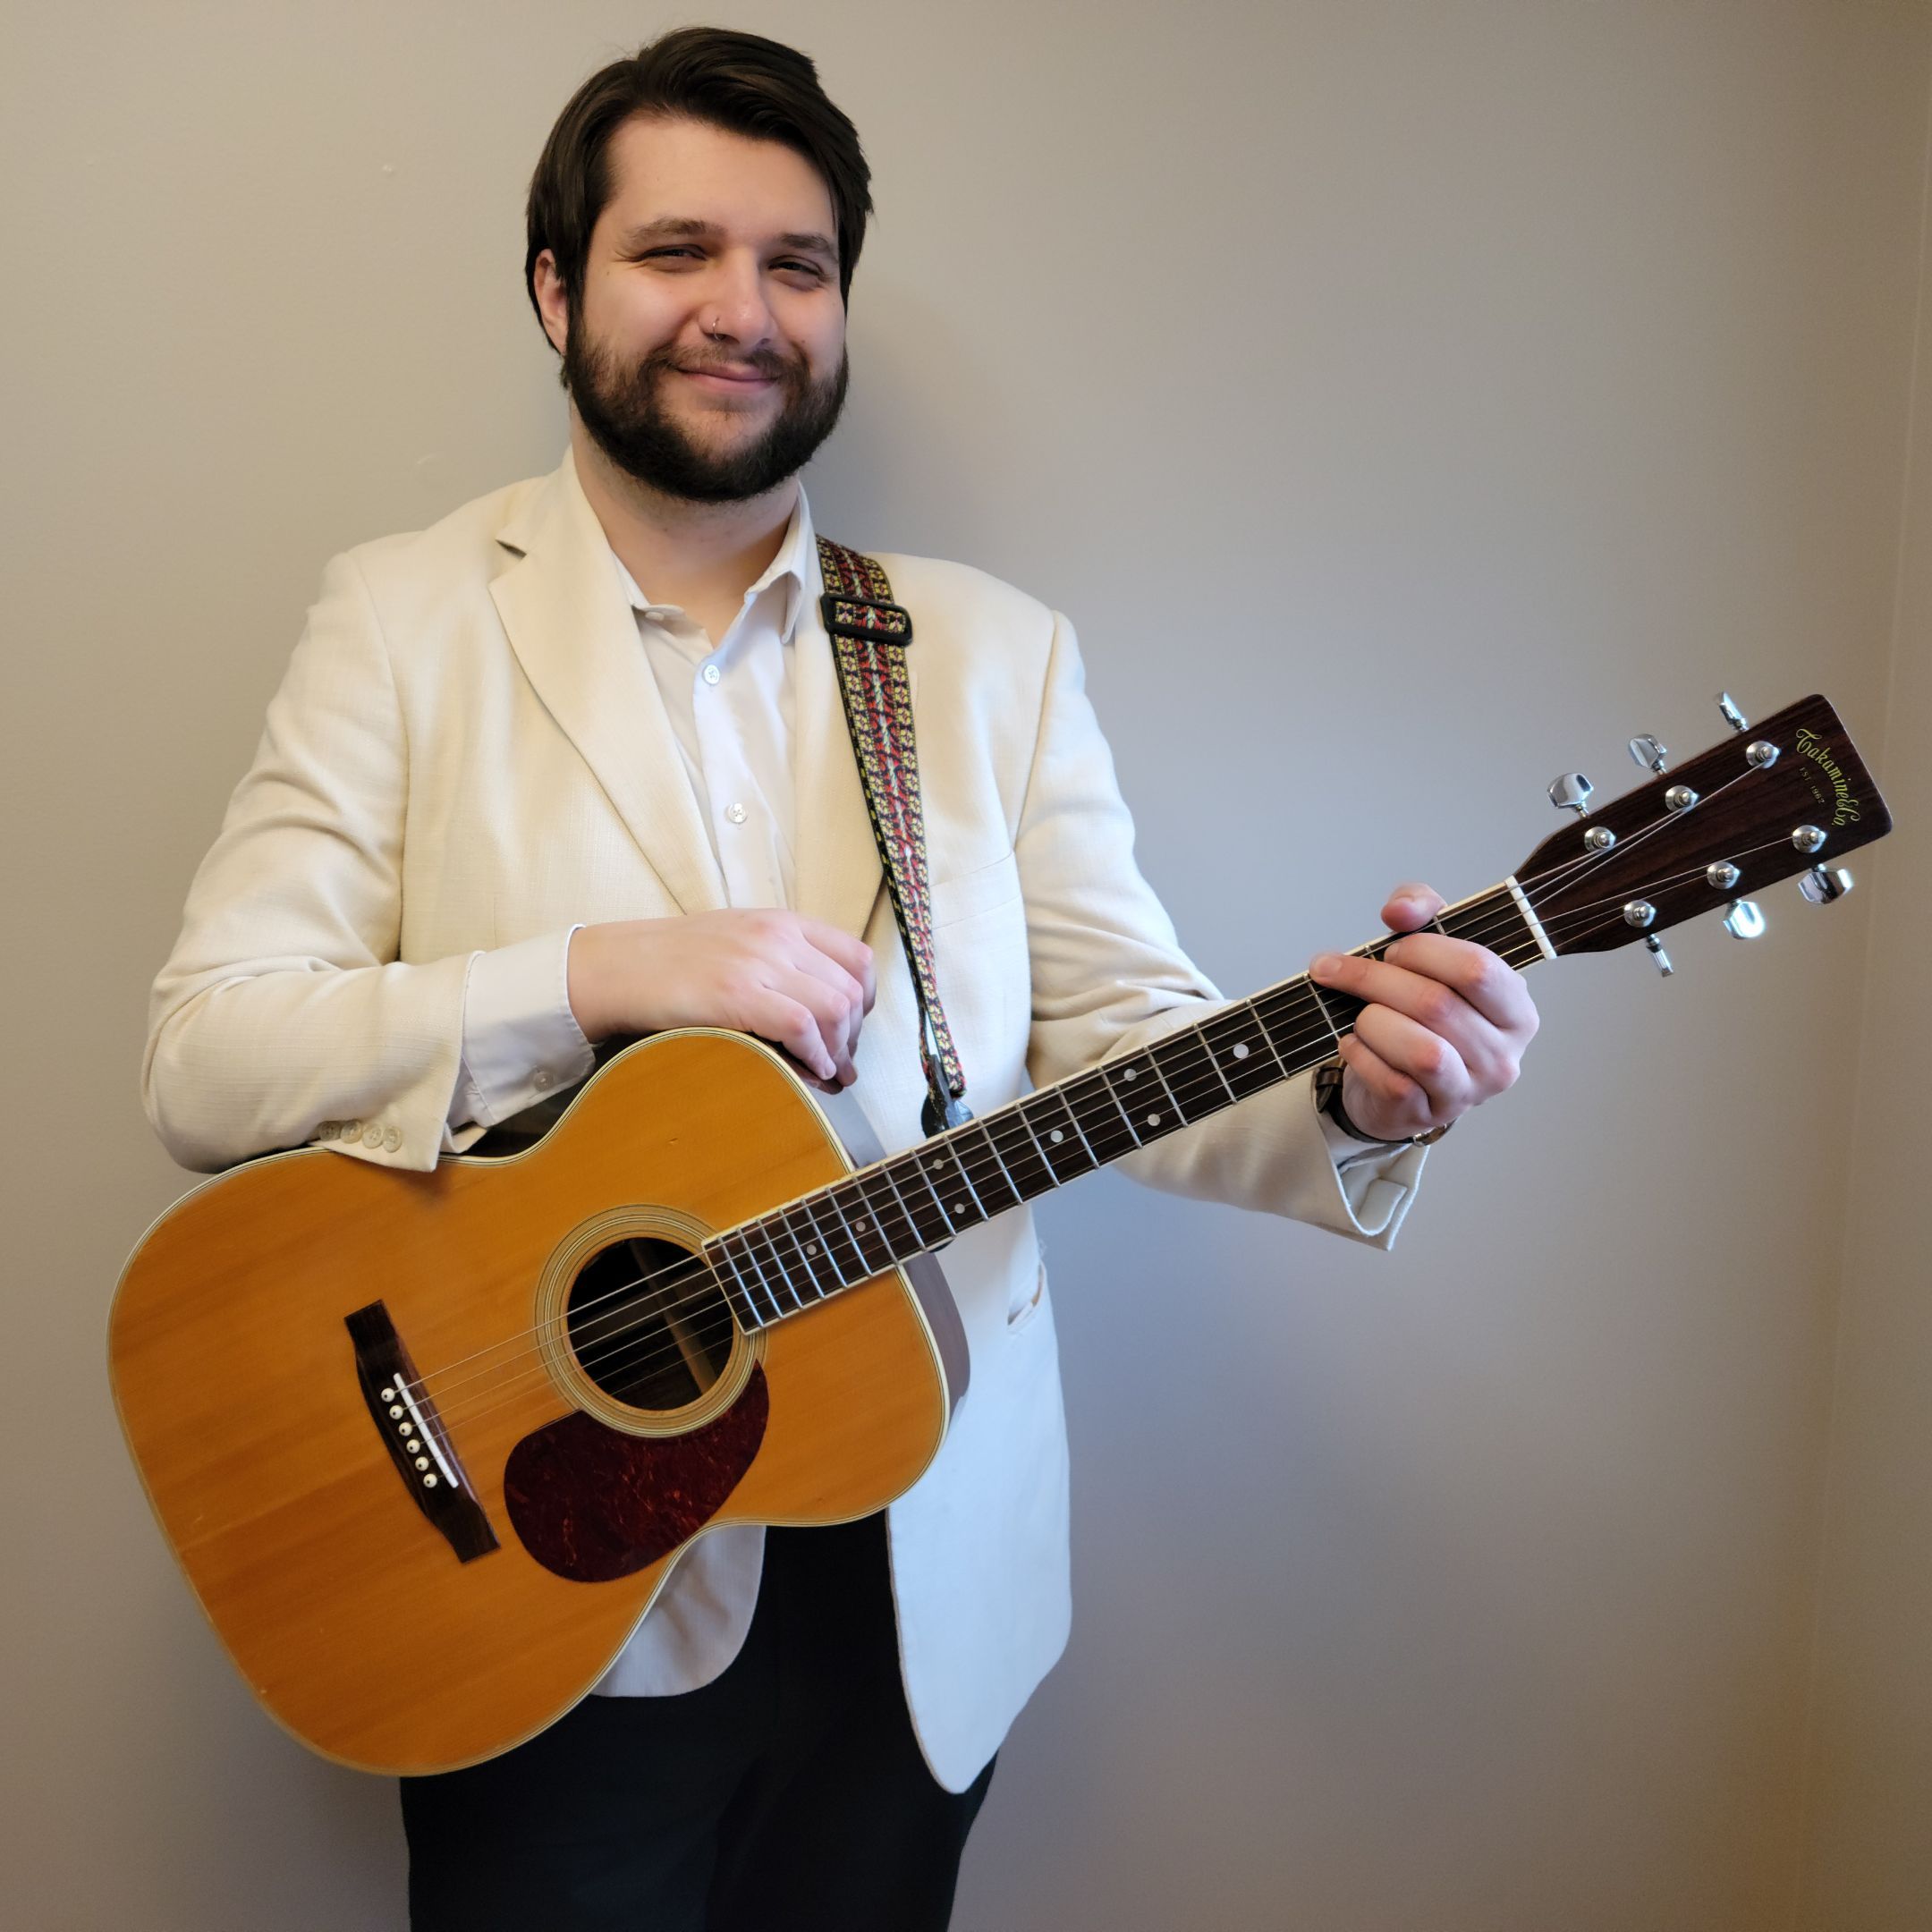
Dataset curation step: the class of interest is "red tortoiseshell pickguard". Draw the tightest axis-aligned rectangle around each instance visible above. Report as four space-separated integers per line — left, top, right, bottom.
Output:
502 1369 768 1583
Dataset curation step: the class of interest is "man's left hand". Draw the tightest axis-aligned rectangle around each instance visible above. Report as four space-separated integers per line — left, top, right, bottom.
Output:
1308 883 1539 1144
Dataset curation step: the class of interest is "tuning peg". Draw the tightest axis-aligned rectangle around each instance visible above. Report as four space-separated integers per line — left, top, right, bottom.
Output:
1716 692 1749 733
1644 936 1674 976
1628 734 1669 774
1799 865 1854 904
1547 772 1594 816
1722 900 1767 939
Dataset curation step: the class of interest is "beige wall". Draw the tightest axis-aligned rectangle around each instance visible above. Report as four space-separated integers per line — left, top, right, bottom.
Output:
1797 46 1932 1932
3 4 1927 1927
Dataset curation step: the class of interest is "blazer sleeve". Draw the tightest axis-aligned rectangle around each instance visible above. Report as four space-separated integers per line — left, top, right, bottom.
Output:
1014 611 1428 1248
142 550 474 1174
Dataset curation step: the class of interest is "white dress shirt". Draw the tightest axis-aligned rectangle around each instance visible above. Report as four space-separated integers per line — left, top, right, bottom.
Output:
436 486 1407 1695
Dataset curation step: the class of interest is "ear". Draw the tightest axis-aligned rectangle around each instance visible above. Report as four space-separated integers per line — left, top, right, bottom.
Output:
532 249 570 359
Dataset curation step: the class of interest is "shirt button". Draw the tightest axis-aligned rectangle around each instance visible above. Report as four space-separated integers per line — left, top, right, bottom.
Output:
533 1071 552 1090
382 1126 402 1152
724 802 748 825
361 1125 384 1149
701 663 721 685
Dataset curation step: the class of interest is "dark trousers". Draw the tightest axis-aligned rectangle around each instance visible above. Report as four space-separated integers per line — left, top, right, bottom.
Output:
400 1513 994 1930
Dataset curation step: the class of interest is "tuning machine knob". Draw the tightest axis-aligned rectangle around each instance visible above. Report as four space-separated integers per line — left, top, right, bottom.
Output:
1644 936 1674 976
1548 772 1594 816
1628 734 1669 774
1722 900 1767 939
1799 866 1854 904
1716 692 1749 733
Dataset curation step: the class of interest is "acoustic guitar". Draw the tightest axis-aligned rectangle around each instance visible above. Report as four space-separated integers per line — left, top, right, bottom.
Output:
108 692 1891 1775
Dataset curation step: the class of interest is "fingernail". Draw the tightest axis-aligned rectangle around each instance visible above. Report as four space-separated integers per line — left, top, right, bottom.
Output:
1311 953 1339 979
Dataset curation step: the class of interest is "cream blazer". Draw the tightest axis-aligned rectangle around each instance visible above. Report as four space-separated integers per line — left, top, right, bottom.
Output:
144 450 1427 1790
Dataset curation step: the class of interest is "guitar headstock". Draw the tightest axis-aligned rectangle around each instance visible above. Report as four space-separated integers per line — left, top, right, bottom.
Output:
1515 695 1892 961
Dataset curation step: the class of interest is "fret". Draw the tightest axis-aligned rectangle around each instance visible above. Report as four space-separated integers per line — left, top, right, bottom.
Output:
793 1194 859 1290
705 1235 766 1332
714 1229 782 1329
1093 1064 1145 1148
1199 1004 1284 1100
821 1181 887 1277
987 1104 1057 1199
1022 1086 1100 1181
1146 1029 1239 1120
888 1150 958 1249
962 1118 1025 1212
919 1140 983 1230
858 1159 923 1267
1062 1067 1139 1165
754 1216 816 1309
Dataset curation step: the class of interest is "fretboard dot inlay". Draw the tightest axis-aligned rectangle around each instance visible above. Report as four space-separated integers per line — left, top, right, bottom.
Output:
1049 1130 1064 1143
806 1241 819 1255
1123 1067 1137 1080
1147 1113 1161 1126
1232 1042 1250 1059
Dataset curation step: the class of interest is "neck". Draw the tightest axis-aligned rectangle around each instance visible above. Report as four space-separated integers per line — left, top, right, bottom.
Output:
702 879 1555 1333
569 415 798 623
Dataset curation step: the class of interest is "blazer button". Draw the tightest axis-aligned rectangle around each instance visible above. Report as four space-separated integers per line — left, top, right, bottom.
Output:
362 1125 384 1149
341 1120 362 1140
314 1122 337 1142
382 1126 402 1152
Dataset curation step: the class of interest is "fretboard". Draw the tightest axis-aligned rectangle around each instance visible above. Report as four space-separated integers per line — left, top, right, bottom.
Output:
703 879 1549 1330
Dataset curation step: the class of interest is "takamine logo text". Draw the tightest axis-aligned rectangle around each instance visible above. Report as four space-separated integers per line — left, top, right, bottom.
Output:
1792 726 1862 827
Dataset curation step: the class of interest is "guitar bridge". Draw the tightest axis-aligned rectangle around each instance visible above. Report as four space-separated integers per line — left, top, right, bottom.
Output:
345 1301 498 1563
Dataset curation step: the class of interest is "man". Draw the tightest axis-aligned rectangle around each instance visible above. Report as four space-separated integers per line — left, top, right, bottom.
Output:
143 27 1538 1931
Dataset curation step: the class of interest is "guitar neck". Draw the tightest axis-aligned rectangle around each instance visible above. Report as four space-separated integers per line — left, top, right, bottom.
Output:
704 880 1553 1331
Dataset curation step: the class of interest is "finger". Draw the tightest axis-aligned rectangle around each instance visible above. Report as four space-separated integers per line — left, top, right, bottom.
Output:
796 919 877 1014
1335 1035 1434 1137
1349 1004 1473 1118
1381 882 1447 934
1310 941 1526 1072
787 945 870 1066
1309 948 1496 1074
1381 933 1538 1040
745 988 840 1083
773 966 860 1083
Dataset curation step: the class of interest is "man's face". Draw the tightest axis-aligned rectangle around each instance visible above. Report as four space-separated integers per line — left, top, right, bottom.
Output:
554 114 849 504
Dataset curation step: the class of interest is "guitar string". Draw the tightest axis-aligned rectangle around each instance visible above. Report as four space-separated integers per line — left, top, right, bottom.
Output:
443 784 1820 1425
405 781 1768 1413
413 911 1549 1420
428 891 1739 1437
411 788 1806 1428
426 837 1792 1440
411 832 1777 1435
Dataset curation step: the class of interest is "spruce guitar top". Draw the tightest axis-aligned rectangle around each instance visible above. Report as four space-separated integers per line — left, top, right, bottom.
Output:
108 692 1892 1774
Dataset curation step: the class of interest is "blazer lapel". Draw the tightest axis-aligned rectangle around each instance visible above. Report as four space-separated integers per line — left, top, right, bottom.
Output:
790 554 885 942
490 453 728 915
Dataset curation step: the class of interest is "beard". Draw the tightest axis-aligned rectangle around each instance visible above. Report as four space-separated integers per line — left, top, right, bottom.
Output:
564 319 848 504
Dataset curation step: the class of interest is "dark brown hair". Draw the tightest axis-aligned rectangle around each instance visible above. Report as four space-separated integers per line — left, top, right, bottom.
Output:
524 27 872 337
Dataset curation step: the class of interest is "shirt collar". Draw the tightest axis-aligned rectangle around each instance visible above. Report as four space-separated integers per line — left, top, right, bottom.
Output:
607 488 817 646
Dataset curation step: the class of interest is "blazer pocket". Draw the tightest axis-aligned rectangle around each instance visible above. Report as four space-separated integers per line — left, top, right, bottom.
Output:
1006 1260 1048 1335
931 849 1021 929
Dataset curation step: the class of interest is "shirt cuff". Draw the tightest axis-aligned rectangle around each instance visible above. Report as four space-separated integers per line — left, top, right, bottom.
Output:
1315 1103 1429 1239
446 927 596 1132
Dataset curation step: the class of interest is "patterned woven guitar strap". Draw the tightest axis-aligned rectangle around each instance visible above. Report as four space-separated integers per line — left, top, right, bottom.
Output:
817 536 972 1135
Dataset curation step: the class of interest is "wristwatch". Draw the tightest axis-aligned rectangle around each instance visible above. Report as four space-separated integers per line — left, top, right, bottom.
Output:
1313 1056 1454 1148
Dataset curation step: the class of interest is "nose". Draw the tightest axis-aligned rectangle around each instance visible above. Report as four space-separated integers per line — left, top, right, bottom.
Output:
698 248 776 348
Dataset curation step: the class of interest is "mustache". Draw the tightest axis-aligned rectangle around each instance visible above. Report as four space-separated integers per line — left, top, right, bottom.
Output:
648 343 805 383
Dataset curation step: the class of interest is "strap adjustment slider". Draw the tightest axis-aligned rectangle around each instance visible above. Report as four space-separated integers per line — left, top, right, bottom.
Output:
820 591 914 646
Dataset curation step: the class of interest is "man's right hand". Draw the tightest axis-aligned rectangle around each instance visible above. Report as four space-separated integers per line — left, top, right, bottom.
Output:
566 912 876 1089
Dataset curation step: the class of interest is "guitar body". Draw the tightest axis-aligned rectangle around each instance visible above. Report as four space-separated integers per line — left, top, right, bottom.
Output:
109 1030 956 1775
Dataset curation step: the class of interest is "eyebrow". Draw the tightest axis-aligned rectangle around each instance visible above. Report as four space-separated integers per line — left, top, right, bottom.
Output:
614 216 837 263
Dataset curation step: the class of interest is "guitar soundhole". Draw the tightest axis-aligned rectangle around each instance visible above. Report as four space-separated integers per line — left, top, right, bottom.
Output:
565 1237 736 1414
